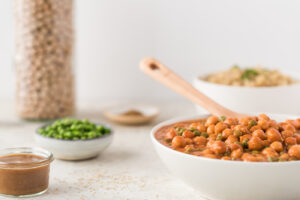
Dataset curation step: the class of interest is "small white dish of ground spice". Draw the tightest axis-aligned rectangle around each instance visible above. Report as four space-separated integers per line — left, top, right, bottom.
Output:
103 104 159 125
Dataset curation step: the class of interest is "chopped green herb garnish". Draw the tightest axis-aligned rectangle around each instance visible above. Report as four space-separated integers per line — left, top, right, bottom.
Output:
241 69 259 80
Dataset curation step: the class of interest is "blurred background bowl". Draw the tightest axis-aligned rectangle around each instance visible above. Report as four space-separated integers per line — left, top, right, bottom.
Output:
193 71 300 115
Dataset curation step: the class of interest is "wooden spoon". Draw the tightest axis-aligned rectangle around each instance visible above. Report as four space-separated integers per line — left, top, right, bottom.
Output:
139 57 246 118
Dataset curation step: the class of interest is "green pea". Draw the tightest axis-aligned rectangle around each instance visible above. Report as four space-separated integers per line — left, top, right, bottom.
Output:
234 130 242 137
248 120 257 127
242 138 249 148
268 156 278 162
219 116 226 122
216 133 223 141
202 132 209 138
193 130 201 136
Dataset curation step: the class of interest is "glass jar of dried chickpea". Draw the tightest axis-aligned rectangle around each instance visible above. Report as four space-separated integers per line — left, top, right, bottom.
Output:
14 0 75 119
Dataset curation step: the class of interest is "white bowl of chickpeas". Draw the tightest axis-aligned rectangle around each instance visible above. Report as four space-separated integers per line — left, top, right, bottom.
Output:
193 66 300 115
152 114 300 200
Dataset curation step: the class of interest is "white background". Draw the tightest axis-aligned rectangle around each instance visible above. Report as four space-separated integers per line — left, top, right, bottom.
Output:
1 0 300 101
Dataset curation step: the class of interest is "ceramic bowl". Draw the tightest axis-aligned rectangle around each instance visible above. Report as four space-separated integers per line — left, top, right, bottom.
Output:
35 123 113 161
193 71 300 115
151 114 300 200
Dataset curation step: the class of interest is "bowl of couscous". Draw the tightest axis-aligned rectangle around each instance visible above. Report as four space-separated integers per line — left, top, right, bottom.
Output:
193 66 300 115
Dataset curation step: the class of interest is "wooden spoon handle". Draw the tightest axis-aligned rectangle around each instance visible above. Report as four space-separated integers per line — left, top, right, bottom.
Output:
139 57 243 118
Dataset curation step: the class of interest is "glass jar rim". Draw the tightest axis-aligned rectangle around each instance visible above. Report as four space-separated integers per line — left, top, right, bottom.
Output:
0 147 53 168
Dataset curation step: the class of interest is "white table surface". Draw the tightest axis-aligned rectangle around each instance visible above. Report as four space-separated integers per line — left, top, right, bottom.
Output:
0 100 206 200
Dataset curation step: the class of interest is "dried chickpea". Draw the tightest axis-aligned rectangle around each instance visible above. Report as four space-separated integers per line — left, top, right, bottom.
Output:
208 134 217 141
172 136 186 148
285 137 297 146
185 138 193 145
294 133 300 144
207 125 215 135
293 119 300 129
205 116 219 126
234 125 248 134
248 136 264 150
266 128 283 143
214 122 228 134
229 143 243 151
239 116 252 126
166 129 176 140
283 124 296 132
182 130 194 138
190 122 199 128
262 147 279 157
197 124 206 132
211 141 226 154
258 114 270 121
257 119 269 130
262 140 270 147
279 153 289 161
222 128 233 139
269 120 279 129
250 125 261 132
225 135 238 145
240 134 251 143
191 151 202 156
231 149 243 160
281 130 294 139
241 153 257 162
193 136 207 145
204 154 219 159
270 141 283 152
221 156 231 160
288 145 300 159
202 149 214 154
224 118 238 126
252 129 266 140
206 140 215 148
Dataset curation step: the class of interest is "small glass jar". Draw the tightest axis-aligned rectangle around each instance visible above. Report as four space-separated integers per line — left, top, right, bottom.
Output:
0 147 54 197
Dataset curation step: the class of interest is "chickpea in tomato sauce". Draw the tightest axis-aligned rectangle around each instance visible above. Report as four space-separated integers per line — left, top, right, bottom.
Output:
155 114 300 162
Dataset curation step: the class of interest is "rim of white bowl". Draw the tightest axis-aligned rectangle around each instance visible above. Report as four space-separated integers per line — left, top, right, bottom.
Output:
151 114 300 166
35 121 113 142
194 70 300 89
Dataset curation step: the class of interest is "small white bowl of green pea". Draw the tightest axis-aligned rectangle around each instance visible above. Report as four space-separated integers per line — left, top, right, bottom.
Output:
35 119 113 160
